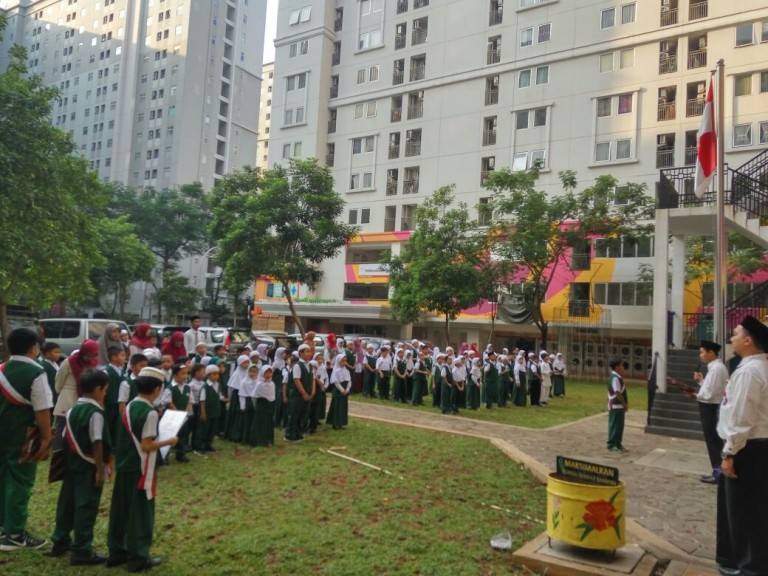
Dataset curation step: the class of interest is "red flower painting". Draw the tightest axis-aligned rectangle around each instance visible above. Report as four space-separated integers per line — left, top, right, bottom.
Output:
576 491 622 541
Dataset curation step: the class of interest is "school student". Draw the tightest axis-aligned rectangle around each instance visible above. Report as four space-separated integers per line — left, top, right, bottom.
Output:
198 365 222 453
251 366 275 446
285 344 315 442
0 328 53 551
362 344 377 398
513 354 528 407
106 367 178 572
118 354 148 415
239 363 259 444
103 346 126 447
271 348 287 429
40 341 61 405
50 369 112 565
308 354 328 435
168 363 192 463
483 351 499 409
452 356 467 410
393 348 408 403
412 350 429 406
225 355 250 442
375 346 393 400
467 357 482 410
187 363 206 453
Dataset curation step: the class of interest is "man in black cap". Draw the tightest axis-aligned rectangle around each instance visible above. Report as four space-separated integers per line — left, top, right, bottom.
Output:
693 340 729 484
716 315 768 576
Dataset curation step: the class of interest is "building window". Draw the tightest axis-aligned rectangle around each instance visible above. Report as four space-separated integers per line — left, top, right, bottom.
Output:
599 52 613 73
736 23 754 47
735 73 752 96
361 208 371 224
352 135 375 154
761 71 768 93
600 8 615 29
595 142 611 162
759 122 768 144
520 27 533 47
535 66 549 84
618 93 633 114
518 69 531 88
621 3 636 24
733 124 752 147
616 139 632 159
512 152 527 172
537 23 551 43
620 48 634 68
533 107 547 126
349 209 358 225
597 97 612 117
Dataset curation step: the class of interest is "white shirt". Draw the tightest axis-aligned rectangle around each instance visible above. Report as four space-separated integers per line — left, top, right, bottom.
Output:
452 364 467 383
376 356 393 372
696 357 729 404
9 355 54 412
183 329 203 356
717 353 768 456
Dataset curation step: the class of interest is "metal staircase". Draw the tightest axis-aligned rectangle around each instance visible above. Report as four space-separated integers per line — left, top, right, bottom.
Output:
646 349 704 441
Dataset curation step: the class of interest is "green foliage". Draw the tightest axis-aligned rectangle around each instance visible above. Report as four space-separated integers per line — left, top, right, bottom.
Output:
152 268 201 322
484 167 653 341
0 21 106 355
386 186 495 342
90 217 154 318
685 234 768 287
210 159 358 334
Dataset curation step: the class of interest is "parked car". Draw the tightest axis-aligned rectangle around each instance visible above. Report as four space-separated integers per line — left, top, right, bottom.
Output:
148 325 189 345
251 331 300 360
38 318 131 355
288 333 329 358
199 326 227 347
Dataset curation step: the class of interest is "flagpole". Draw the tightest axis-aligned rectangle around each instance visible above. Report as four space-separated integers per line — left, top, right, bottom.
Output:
714 59 727 350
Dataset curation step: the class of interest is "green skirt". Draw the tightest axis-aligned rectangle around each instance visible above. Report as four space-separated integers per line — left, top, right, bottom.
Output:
249 398 275 446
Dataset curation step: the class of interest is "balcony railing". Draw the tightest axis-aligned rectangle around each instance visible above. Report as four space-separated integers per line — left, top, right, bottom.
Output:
410 64 425 81
481 170 493 184
395 33 406 50
388 144 400 159
331 53 340 66
407 102 423 119
658 53 677 74
656 149 675 168
393 70 404 85
487 47 501 65
330 85 338 98
403 178 419 194
684 146 697 166
686 98 705 117
687 49 707 69
660 8 678 27
489 8 503 26
482 130 497 146
405 141 421 156
400 217 415 231
412 28 427 45
384 217 396 232
327 120 336 134
325 153 335 167
386 180 398 195
485 89 499 105
391 107 402 122
689 2 708 20
334 18 342 32
657 101 676 121
396 0 408 14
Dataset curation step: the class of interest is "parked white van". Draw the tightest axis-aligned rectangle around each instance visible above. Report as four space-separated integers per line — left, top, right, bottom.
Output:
38 318 130 355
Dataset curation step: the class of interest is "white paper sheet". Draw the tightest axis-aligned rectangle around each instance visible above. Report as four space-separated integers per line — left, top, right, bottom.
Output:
158 409 188 459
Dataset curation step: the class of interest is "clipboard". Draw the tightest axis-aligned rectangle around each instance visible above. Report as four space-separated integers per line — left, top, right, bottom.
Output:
158 409 188 459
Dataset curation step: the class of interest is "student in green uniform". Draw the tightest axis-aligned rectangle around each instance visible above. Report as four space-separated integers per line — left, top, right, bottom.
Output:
412 350 429 405
467 357 482 410
271 348 287 429
307 354 328 435
326 354 352 429
168 363 191 463
285 344 315 442
40 342 61 406
513 354 528 407
118 354 148 415
226 354 250 442
393 348 408 403
483 351 499 409
251 365 275 446
362 344 377 398
497 355 509 407
240 364 258 444
106 367 178 572
440 355 457 415
0 328 53 551
199 365 222 453
103 346 126 445
50 369 111 565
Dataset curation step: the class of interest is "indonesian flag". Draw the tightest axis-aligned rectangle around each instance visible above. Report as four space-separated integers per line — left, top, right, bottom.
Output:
694 80 716 198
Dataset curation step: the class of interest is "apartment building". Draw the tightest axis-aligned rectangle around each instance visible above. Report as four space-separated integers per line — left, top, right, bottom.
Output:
262 0 768 364
256 60 274 170
0 0 267 318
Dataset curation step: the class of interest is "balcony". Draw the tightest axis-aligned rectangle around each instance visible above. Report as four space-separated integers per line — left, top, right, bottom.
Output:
482 130 497 146
330 85 338 98
487 47 501 65
391 107 402 122
656 149 675 168
396 0 408 14
660 8 678 26
334 18 342 32
686 98 705 117
480 170 493 184
388 144 400 159
407 102 423 119
332 53 340 66
684 147 697 166
400 217 415 231
410 64 425 81
403 178 419 194
395 33 406 50
658 53 677 74
327 119 336 134
412 28 427 45
687 49 707 69
405 141 421 156
325 154 335 167
657 101 676 121
489 8 503 26
386 180 398 195
393 70 404 85
485 89 499 105
689 1 707 20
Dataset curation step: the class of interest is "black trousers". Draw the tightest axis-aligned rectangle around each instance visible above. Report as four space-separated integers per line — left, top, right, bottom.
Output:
716 439 768 575
698 402 724 472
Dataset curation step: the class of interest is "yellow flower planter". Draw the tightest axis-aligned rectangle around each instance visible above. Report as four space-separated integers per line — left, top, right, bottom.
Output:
546 473 626 550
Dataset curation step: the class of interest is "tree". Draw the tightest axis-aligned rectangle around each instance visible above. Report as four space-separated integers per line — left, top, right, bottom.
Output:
385 186 495 344
152 268 201 323
90 217 155 319
0 18 106 357
484 167 654 343
209 159 357 336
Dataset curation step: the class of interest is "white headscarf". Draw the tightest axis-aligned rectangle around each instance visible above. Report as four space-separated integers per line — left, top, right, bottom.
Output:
228 355 251 391
256 343 269 358
331 353 351 388
254 365 275 402
272 347 286 370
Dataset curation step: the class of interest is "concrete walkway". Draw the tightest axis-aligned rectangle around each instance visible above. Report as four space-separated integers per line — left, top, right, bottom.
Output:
348 399 717 566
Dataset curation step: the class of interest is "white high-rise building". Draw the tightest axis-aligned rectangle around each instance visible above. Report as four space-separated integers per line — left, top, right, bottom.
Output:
262 0 768 355
257 60 274 170
0 0 267 319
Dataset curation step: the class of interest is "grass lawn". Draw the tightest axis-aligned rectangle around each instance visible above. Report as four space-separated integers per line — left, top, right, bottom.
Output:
353 379 649 429
2 421 546 576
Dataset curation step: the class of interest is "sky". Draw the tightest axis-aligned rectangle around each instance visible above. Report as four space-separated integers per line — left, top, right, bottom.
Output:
263 0 278 63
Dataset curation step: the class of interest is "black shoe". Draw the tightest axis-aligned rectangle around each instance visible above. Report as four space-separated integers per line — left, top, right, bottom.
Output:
127 556 162 572
0 530 47 550
718 567 740 576
50 539 71 557
176 453 190 463
70 550 107 566
105 554 127 568
700 475 718 484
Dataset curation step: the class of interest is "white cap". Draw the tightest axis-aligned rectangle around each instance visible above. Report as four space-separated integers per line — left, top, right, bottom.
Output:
298 343 311 352
205 364 219 375
138 367 165 381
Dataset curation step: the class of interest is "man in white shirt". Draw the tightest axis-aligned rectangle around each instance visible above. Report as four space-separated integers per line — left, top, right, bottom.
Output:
716 315 768 576
692 340 729 484
183 316 204 359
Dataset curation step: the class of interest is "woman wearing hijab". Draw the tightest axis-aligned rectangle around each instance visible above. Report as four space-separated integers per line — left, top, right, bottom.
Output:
271 347 287 429
161 331 187 362
96 322 123 367
326 354 351 430
128 323 154 357
225 355 251 442
250 365 275 446
552 352 566 397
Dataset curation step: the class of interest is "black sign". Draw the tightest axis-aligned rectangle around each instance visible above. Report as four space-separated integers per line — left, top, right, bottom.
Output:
556 456 620 486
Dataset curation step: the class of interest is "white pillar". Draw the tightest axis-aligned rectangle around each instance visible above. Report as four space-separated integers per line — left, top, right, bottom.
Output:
670 235 686 349
653 211 670 392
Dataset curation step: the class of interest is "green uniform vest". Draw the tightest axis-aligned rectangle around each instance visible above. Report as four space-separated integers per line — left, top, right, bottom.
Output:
291 360 313 398
115 399 155 473
202 381 222 419
396 359 407 378
41 360 58 401
105 365 123 407
0 360 46 447
366 354 377 370
171 383 190 410
485 362 499 385
344 349 356 367
66 401 112 473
